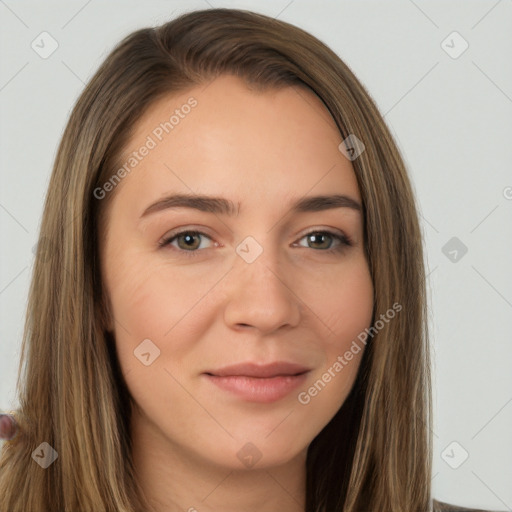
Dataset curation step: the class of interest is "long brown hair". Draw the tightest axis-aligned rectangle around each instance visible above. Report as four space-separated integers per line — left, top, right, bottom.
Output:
0 8 435 511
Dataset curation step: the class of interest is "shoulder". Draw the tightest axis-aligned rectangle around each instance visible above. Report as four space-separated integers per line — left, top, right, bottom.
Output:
433 498 499 512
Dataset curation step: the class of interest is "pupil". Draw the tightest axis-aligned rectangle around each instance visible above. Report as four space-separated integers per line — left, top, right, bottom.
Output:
183 234 198 248
311 234 327 248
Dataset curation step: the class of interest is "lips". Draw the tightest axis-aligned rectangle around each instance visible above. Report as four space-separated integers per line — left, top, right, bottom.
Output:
203 361 311 403
205 361 311 378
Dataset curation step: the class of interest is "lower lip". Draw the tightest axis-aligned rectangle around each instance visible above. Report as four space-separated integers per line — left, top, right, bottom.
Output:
204 373 309 403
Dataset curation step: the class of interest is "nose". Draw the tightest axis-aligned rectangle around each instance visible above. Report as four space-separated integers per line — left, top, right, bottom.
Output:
223 244 301 335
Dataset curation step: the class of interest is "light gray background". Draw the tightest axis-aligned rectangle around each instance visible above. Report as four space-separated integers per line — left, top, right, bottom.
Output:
1 1 511 509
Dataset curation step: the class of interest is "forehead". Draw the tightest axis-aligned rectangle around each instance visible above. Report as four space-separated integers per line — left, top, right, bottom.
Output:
112 74 361 212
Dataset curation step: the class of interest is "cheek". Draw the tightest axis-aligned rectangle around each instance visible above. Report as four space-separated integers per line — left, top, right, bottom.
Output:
105 252 228 371
304 256 374 346
294 258 373 411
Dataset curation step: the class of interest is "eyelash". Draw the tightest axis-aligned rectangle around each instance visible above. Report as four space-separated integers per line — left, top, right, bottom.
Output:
158 229 353 258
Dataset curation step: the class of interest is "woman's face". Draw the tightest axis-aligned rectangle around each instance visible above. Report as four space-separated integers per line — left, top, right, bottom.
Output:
100 74 374 471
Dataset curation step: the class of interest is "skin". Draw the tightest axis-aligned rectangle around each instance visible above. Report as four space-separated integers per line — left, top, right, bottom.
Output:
100 74 374 512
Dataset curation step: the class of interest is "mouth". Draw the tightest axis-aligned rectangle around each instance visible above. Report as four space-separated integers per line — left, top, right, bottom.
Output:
202 361 311 403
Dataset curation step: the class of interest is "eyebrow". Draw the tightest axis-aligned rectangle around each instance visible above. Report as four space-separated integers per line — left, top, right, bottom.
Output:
140 193 362 219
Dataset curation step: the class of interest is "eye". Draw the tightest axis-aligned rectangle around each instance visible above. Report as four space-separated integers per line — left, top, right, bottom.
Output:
159 230 214 256
159 228 353 257
295 230 353 254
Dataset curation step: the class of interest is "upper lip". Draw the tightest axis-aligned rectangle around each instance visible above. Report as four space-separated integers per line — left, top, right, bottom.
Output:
204 361 311 378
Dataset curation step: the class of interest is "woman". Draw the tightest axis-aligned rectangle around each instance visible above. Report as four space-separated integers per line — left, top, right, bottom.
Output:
0 8 497 512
